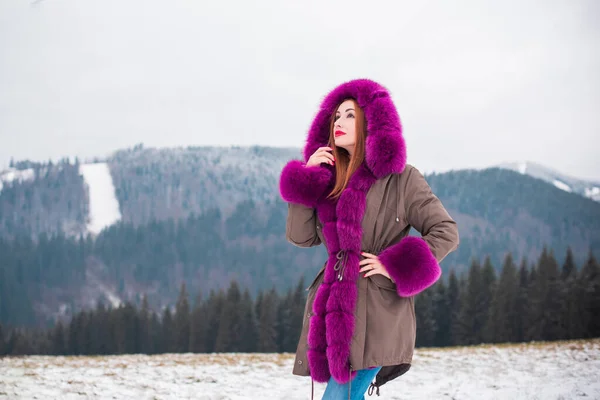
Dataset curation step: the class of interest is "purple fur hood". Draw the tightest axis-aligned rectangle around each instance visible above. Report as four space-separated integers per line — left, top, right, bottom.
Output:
279 79 447 385
280 79 407 209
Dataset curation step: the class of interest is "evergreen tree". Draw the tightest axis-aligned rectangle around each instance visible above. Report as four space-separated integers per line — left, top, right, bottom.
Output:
528 264 537 286
204 290 225 353
480 256 497 342
277 290 293 352
560 251 583 339
433 279 451 347
447 269 461 346
275 279 306 353
160 307 174 353
486 253 518 343
139 295 153 354
257 288 278 352
254 291 264 326
0 323 5 355
78 311 94 355
238 289 258 352
287 278 306 352
68 312 82 355
189 292 206 353
38 327 53 355
174 283 191 353
91 301 112 355
514 258 529 342
51 321 67 355
579 250 600 338
8 329 30 355
525 255 541 341
415 283 437 347
215 281 242 352
5 329 17 355
149 312 162 355
527 248 562 341
542 250 563 340
115 302 139 354
454 259 483 345
561 247 576 280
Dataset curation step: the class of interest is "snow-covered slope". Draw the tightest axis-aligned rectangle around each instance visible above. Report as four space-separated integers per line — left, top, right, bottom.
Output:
1 339 598 399
498 161 600 201
0 167 35 192
79 163 122 235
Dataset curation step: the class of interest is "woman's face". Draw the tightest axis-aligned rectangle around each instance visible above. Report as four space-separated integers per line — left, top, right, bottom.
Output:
333 99 356 155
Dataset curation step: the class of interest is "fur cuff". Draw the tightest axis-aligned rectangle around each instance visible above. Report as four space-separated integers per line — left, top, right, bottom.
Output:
279 160 333 208
378 236 441 297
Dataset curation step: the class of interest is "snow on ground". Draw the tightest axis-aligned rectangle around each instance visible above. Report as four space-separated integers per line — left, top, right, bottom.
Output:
552 179 572 193
79 163 122 235
0 167 35 192
518 162 527 175
1 339 599 399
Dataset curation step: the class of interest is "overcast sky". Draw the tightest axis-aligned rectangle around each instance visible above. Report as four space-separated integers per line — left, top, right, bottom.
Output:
0 0 598 181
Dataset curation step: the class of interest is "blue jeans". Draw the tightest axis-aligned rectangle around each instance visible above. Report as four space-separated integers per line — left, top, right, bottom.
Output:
321 367 382 400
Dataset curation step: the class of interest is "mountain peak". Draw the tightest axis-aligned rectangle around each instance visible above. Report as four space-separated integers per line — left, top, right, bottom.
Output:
497 161 600 202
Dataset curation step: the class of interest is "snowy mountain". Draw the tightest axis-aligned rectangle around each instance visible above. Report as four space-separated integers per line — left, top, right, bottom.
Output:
0 145 302 239
497 161 600 202
107 145 301 227
2 149 599 241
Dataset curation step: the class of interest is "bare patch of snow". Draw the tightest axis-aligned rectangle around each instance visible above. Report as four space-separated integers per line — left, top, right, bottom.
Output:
553 179 572 192
1 339 599 399
79 163 122 235
518 162 527 174
0 167 35 192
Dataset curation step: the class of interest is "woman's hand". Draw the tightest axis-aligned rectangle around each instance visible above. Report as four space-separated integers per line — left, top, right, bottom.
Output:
359 252 394 282
306 146 335 167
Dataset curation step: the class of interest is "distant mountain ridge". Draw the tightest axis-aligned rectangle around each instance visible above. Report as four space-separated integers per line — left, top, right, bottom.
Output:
497 161 600 202
2 148 598 240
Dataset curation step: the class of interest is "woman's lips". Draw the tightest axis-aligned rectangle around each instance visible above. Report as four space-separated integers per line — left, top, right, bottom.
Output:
335 130 346 137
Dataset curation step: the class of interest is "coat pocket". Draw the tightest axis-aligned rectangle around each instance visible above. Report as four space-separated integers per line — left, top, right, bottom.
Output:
368 273 397 292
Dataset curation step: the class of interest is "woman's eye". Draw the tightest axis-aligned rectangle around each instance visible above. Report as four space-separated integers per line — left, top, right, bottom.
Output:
334 115 340 121
347 113 354 118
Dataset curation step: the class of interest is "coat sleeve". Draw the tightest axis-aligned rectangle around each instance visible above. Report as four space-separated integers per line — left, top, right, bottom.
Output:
378 166 459 297
279 160 333 208
286 202 322 248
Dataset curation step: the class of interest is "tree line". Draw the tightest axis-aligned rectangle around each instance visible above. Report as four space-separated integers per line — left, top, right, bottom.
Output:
0 200 320 327
1 247 598 356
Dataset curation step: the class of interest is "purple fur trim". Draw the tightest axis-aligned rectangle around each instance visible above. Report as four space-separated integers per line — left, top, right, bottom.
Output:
366 131 406 178
279 160 333 208
378 236 442 297
303 108 333 164
302 79 406 179
307 348 330 382
306 164 376 384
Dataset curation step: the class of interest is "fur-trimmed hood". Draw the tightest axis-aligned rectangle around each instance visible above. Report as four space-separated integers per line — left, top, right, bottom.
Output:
279 79 409 209
303 78 406 179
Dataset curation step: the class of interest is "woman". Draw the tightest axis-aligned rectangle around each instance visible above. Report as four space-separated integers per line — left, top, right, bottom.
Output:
279 79 459 399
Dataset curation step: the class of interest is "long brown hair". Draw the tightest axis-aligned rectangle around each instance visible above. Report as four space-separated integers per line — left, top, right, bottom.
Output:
327 98 367 200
